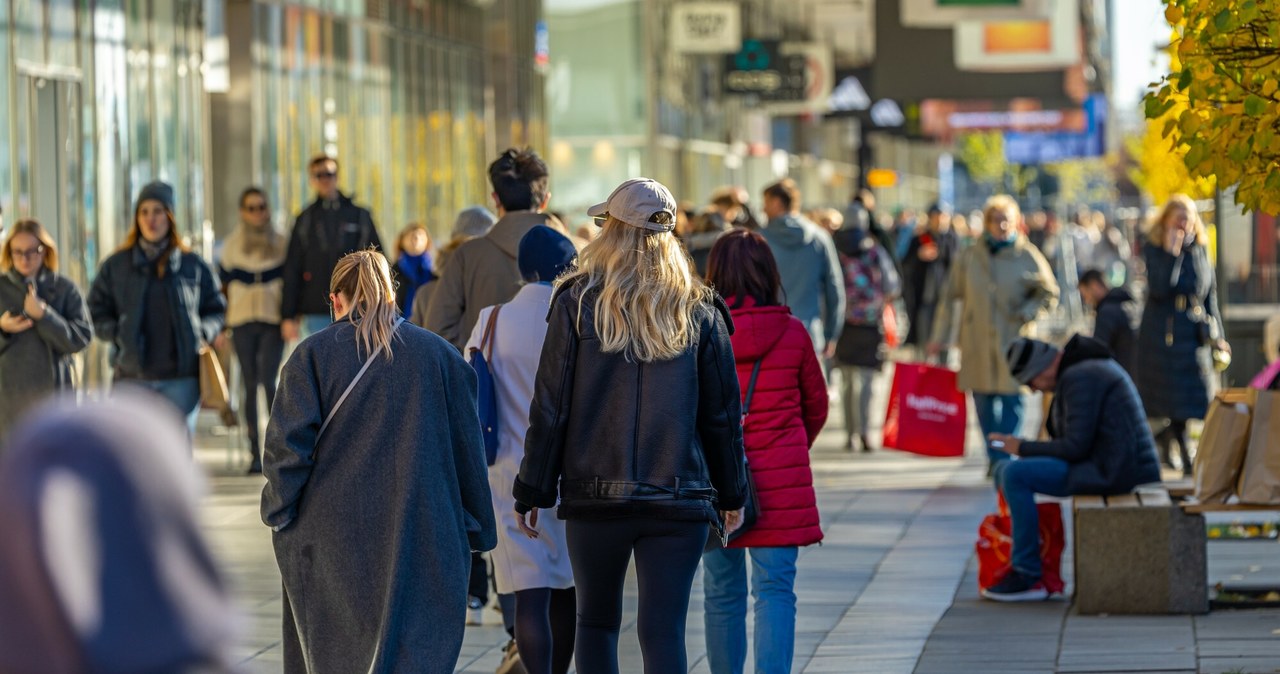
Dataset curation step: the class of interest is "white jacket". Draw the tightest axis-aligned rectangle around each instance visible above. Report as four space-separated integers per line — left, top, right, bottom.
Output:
465 283 573 594
218 228 286 328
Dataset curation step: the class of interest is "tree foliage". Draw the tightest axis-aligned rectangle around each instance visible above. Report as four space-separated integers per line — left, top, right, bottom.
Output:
1147 0 1280 213
1126 99 1216 204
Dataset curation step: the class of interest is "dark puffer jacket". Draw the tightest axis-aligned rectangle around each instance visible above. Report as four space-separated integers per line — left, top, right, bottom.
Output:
514 279 747 524
1020 335 1162 494
723 298 827 549
280 193 381 319
1092 287 1139 377
88 247 225 380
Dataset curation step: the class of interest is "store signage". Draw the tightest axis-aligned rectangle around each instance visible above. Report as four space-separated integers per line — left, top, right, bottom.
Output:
724 40 807 101
767 43 834 114
866 169 899 188
900 0 1051 29
671 3 742 54
1002 94 1107 164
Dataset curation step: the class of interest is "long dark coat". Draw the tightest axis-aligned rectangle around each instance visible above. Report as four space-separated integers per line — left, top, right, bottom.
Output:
901 229 957 346
1136 239 1219 421
261 320 496 674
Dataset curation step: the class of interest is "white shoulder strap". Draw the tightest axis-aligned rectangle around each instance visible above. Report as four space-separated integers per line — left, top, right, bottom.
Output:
317 317 405 441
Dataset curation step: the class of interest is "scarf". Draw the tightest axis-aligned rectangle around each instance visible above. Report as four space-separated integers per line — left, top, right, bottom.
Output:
138 237 169 262
984 231 1016 255
397 253 436 318
240 223 282 259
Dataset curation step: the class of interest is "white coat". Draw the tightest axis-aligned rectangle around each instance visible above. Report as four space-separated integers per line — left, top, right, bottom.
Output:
465 283 574 594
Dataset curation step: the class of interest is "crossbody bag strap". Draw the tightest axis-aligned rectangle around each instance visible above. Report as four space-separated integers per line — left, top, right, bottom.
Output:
479 304 503 360
742 359 764 418
318 317 405 441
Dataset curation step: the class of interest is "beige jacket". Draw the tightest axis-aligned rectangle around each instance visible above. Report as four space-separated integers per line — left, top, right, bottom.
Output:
218 228 287 328
931 236 1059 394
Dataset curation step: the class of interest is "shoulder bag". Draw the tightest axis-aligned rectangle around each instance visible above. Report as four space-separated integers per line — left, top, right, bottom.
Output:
317 317 405 442
469 306 502 465
709 358 764 551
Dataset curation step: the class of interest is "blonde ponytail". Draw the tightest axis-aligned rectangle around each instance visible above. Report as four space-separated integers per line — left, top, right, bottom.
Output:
330 249 400 361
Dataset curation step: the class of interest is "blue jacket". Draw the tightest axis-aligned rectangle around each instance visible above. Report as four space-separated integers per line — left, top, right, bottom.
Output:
1021 335 1162 494
88 246 226 380
760 213 846 346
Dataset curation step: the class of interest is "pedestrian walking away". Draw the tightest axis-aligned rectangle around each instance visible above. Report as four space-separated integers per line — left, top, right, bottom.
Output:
466 226 579 674
262 250 496 674
0 218 93 441
1135 194 1228 476
218 187 286 473
985 336 1161 601
393 222 436 321
702 229 829 674
87 181 226 433
513 177 747 674
279 154 382 343
928 194 1058 473
758 179 846 361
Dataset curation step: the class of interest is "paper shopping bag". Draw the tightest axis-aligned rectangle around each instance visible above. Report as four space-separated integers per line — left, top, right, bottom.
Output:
1239 390 1280 504
199 344 237 427
1194 388 1255 504
882 363 967 457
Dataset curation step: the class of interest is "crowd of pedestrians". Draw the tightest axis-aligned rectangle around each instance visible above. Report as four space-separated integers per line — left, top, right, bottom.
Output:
0 137 1235 670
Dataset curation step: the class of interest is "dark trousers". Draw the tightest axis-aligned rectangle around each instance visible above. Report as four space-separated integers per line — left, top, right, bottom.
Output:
515 587 576 674
468 551 489 601
566 517 709 674
231 321 284 457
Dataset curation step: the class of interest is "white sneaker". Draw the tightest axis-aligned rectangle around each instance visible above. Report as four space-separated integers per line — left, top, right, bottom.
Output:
466 595 485 626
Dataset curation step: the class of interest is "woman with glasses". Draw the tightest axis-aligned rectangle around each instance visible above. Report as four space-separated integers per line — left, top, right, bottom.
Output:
218 187 286 473
0 218 93 439
88 181 226 433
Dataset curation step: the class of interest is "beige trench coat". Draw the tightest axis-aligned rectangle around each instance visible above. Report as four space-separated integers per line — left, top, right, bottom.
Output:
930 236 1059 395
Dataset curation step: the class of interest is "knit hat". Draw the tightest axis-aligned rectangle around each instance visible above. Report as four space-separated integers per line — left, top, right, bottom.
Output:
452 206 497 239
586 178 678 232
135 181 176 215
1005 337 1061 385
518 226 577 283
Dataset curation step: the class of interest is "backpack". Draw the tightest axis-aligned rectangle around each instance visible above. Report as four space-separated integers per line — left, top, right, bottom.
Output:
840 245 897 325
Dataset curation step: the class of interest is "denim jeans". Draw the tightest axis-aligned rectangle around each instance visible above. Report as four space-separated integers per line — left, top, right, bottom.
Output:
127 377 201 436
702 546 799 674
300 314 332 340
972 392 1024 465
994 457 1070 578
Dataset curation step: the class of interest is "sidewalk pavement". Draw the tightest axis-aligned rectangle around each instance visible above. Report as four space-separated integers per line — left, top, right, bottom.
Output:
196 399 1280 673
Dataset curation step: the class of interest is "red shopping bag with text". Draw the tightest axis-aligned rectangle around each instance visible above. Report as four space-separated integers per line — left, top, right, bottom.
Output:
975 493 1065 594
881 363 967 457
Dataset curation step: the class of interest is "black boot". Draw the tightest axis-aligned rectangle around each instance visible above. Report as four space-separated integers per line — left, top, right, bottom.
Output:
247 435 263 475
1155 428 1176 470
860 434 873 453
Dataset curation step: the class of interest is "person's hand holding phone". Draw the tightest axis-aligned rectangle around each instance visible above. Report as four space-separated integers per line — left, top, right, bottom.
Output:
986 433 1021 456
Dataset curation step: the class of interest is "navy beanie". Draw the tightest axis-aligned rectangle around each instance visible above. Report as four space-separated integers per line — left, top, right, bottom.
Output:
136 181 176 215
518 226 577 283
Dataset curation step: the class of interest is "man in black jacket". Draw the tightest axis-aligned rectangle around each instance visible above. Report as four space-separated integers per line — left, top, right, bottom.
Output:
984 335 1161 602
280 155 382 342
1078 268 1139 376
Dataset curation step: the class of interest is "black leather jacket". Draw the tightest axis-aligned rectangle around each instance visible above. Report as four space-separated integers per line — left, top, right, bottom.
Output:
514 280 747 523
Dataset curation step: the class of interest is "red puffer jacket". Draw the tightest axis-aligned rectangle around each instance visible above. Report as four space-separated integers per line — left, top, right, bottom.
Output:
726 298 828 548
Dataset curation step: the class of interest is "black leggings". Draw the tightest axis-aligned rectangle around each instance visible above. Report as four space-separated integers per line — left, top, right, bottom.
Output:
515 587 576 674
566 518 710 674
231 322 284 454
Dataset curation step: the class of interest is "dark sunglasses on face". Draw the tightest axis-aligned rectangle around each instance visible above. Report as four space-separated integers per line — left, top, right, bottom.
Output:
313 172 337 180
242 203 268 213
12 246 44 261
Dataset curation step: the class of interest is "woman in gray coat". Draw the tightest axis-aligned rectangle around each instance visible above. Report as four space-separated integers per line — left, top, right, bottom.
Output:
262 250 496 674
0 219 92 439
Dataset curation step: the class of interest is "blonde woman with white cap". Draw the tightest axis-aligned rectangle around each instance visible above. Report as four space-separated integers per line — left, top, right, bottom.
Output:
514 178 748 674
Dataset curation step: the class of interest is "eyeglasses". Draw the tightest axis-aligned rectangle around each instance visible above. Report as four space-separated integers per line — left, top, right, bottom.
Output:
312 172 337 180
11 245 44 261
242 203 268 213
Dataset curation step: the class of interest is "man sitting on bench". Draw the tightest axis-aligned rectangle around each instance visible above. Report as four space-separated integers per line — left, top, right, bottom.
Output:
984 335 1162 602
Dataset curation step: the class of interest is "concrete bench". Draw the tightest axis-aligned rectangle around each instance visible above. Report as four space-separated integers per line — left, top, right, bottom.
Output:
1073 488 1208 615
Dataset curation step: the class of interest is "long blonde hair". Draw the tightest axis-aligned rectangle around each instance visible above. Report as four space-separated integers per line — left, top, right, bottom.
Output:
556 217 713 362
330 250 400 361
1146 194 1205 246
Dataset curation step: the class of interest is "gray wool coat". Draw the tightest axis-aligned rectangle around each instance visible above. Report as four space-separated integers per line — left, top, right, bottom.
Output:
0 269 93 440
261 320 497 674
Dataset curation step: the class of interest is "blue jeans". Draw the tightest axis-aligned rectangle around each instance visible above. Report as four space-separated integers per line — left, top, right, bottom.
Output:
128 377 201 436
702 546 799 674
300 314 331 340
973 392 1024 465
994 457 1070 578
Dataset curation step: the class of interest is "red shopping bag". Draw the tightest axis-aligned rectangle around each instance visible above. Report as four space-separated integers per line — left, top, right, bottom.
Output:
975 493 1065 594
883 304 900 349
881 363 967 457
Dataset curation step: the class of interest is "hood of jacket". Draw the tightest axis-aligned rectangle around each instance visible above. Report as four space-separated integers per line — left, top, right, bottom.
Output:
1058 333 1114 377
487 211 556 259
763 213 821 249
727 298 793 362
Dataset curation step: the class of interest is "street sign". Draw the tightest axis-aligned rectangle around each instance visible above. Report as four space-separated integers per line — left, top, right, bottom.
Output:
723 40 808 101
766 43 834 115
866 169 899 188
671 3 742 54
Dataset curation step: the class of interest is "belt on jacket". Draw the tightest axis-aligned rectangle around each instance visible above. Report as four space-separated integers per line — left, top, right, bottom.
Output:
561 478 717 501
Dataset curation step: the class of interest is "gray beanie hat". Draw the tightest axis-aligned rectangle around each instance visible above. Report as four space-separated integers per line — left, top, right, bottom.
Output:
1006 337 1061 385
452 206 497 239
135 181 176 215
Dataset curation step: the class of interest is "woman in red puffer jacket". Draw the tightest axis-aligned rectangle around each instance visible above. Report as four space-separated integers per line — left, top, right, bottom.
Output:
701 229 828 674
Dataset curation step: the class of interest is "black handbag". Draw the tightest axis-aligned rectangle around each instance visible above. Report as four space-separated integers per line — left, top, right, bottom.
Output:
708 359 763 550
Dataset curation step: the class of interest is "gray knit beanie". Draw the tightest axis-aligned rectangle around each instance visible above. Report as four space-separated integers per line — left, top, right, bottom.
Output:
452 207 497 239
1006 338 1061 385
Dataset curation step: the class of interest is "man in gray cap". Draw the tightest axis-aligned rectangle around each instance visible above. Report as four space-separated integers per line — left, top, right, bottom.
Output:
982 334 1161 602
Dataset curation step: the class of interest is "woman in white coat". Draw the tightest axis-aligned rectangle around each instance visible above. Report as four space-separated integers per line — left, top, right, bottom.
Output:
465 226 577 674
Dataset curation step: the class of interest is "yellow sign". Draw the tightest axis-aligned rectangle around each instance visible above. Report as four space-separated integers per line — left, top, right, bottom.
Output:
866 169 898 188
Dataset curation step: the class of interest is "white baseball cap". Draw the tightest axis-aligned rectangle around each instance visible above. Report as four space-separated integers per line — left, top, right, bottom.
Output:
587 178 678 232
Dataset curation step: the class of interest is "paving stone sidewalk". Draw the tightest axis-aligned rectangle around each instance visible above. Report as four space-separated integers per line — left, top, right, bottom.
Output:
196 413 1280 673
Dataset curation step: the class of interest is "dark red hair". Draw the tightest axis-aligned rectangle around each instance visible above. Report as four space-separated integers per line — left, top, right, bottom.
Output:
705 229 784 309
